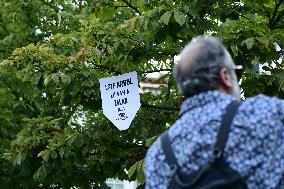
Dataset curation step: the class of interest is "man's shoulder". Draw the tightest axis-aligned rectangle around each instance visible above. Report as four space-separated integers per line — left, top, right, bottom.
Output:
239 94 284 119
247 93 281 100
244 94 284 107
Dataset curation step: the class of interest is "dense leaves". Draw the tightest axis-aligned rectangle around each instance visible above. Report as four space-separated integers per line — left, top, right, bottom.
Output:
0 0 283 188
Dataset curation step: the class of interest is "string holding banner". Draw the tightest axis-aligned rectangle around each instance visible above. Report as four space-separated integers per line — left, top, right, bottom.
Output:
99 71 141 130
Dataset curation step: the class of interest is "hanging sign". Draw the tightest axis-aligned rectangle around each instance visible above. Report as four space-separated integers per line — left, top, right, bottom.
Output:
99 71 141 130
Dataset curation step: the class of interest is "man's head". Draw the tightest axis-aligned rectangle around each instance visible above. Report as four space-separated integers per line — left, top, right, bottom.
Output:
173 36 241 100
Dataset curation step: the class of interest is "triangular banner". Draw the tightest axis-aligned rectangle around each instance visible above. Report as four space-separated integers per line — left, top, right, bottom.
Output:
99 71 141 130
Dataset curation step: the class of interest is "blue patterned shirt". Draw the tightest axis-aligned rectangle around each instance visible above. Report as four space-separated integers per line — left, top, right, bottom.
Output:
145 90 284 189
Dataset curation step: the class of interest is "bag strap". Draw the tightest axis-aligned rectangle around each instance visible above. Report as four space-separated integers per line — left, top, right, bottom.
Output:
161 100 242 171
161 131 178 171
214 100 241 159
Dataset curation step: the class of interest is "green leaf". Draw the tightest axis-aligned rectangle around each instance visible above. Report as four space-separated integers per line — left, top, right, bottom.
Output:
33 166 47 180
94 48 102 56
59 148 65 158
38 150 50 161
146 135 158 147
256 37 269 48
50 150 57 159
52 73 60 84
243 37 254 50
174 11 186 26
160 11 172 25
230 45 238 57
75 135 84 148
44 75 52 86
15 153 22 165
59 72 71 84
136 160 145 183
128 159 145 183
128 161 137 179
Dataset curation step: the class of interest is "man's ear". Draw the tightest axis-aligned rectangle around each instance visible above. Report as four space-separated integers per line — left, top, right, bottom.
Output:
219 68 233 88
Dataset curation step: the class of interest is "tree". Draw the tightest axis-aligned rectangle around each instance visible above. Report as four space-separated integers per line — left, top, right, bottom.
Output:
0 0 283 188
0 0 101 61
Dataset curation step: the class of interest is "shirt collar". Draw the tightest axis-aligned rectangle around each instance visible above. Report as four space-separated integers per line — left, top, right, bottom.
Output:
179 90 236 117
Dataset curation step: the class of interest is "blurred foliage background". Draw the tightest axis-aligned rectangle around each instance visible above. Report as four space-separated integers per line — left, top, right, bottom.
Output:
0 0 283 188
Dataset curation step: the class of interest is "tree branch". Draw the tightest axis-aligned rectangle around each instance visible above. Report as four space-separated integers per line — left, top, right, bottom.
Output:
64 105 78 125
93 60 123 75
83 129 147 150
142 69 172 74
199 0 214 17
115 5 129 8
166 59 175 101
272 0 284 20
269 0 284 28
120 0 142 15
255 0 271 20
274 10 284 27
239 14 250 20
274 24 284 29
141 102 179 111
79 0 84 8
186 13 197 26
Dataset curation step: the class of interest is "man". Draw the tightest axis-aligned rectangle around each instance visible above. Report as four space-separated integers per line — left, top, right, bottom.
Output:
144 36 284 189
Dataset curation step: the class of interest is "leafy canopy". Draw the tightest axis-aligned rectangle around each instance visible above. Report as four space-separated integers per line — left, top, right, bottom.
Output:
0 0 283 188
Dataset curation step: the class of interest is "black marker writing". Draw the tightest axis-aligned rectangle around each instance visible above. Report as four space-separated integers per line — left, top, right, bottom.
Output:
114 98 128 106
111 89 129 98
105 78 133 91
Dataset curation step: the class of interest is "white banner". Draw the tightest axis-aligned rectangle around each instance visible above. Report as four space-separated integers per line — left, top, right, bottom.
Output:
99 71 141 130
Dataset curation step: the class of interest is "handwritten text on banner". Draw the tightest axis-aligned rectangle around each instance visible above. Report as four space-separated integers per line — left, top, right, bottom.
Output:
99 72 141 130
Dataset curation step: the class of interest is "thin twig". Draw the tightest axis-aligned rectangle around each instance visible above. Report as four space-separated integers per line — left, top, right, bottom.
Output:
120 0 142 15
142 69 172 74
141 102 179 111
166 59 175 101
239 14 250 20
93 60 123 75
273 10 284 27
270 0 284 28
115 5 129 8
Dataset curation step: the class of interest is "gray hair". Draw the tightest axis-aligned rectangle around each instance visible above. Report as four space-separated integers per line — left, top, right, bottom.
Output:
173 36 229 98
